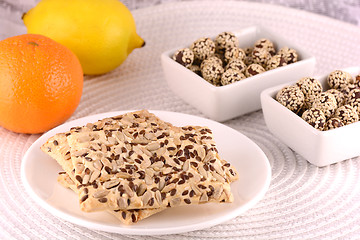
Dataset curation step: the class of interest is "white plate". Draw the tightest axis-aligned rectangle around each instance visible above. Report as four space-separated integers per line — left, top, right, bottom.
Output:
21 110 271 235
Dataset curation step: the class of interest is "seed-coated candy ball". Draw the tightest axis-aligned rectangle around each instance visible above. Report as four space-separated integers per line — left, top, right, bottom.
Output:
266 54 287 70
225 58 247 73
312 92 337 118
327 70 353 89
191 37 216 61
296 77 323 108
201 61 224 86
220 69 246 86
254 38 276 56
346 88 360 113
325 118 344 130
302 108 326 130
224 47 246 63
251 48 271 68
245 64 265 77
278 47 298 64
172 48 194 68
276 85 305 114
333 104 359 125
215 32 239 51
200 56 223 69
325 89 345 106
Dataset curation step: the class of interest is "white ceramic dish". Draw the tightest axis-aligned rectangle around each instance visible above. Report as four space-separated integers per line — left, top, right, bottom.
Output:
21 110 271 235
161 25 316 122
261 66 360 167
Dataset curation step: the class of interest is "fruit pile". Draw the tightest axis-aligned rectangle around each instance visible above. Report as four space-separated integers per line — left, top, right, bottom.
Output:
0 0 144 134
172 31 298 86
276 70 360 131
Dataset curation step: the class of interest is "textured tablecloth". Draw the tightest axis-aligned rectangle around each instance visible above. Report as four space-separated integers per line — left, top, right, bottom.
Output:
1 0 360 27
1 1 360 239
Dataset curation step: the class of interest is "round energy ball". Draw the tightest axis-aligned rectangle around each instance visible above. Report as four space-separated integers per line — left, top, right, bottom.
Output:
301 108 327 130
245 64 265 77
172 48 194 68
200 56 222 69
225 58 247 73
333 104 359 125
201 61 224 86
266 54 287 70
325 88 345 106
276 85 305 114
327 70 353 89
325 118 344 130
278 47 298 64
296 77 323 108
190 37 216 61
188 65 201 76
312 92 337 118
224 47 246 62
346 88 360 113
215 32 239 52
254 38 276 56
220 69 246 86
251 48 271 67
275 85 291 101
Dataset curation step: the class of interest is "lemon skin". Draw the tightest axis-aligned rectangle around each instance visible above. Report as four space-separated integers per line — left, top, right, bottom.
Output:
23 0 144 75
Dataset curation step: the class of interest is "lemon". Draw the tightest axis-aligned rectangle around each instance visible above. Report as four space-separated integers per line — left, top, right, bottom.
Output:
23 0 145 75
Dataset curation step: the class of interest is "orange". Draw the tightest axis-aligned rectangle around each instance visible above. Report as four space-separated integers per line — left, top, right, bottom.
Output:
0 34 83 134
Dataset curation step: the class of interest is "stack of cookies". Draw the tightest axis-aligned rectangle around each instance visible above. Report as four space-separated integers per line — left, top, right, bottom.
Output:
41 110 238 224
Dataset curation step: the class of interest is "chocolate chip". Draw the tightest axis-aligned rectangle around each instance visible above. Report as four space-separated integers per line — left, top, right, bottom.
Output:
170 189 177 196
131 213 136 223
178 179 185 185
148 198 155 206
189 190 195 197
75 175 82 183
80 194 88 203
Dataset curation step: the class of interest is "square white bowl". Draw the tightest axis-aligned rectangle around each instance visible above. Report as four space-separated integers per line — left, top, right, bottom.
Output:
161 25 316 122
261 66 360 167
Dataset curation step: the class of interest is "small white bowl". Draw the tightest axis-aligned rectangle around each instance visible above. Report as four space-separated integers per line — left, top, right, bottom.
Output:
161 26 316 122
261 66 360 167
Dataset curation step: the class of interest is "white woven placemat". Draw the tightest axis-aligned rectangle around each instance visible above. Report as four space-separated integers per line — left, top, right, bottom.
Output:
1 1 360 239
